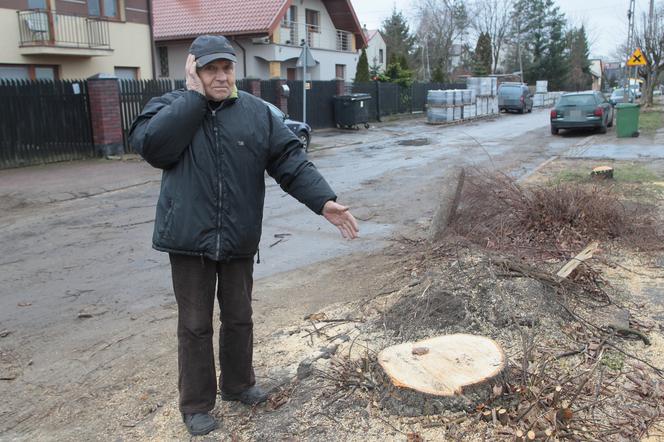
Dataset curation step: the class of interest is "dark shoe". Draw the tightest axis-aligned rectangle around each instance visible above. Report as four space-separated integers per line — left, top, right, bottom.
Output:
221 385 268 405
182 412 217 436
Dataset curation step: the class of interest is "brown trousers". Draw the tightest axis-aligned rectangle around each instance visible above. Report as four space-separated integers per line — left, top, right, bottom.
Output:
169 254 255 414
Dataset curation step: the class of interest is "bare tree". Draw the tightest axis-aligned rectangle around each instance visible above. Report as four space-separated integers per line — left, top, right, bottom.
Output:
634 2 664 106
470 0 513 73
415 0 470 78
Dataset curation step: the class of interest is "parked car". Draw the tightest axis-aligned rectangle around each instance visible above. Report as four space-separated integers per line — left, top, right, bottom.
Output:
609 88 636 105
550 91 614 135
497 83 533 113
630 84 642 98
263 100 312 151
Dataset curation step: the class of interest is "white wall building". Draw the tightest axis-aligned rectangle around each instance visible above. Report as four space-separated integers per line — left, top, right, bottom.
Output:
152 0 367 81
362 28 386 73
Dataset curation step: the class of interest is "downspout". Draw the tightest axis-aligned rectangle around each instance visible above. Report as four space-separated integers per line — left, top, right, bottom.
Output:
233 38 247 78
146 0 156 79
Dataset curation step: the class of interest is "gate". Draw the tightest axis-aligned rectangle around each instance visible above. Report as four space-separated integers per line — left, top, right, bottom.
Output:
0 79 94 169
119 79 185 153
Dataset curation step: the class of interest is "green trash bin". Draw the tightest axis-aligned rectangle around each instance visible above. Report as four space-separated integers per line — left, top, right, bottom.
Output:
615 103 640 138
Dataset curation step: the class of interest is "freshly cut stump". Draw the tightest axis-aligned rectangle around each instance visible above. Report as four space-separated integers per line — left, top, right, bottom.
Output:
377 334 507 415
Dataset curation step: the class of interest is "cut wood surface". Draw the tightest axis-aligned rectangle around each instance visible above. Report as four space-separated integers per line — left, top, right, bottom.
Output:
556 241 599 279
377 334 507 415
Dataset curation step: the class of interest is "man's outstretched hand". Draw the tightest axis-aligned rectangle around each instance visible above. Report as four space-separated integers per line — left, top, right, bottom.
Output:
322 201 359 239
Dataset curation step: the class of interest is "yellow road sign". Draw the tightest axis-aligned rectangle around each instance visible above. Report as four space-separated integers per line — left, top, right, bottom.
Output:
627 48 647 66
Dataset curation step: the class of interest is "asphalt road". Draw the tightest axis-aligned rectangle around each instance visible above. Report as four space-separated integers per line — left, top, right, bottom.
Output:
0 108 613 439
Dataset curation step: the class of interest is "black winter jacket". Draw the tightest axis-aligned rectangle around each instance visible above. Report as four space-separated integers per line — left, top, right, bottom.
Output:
128 89 336 261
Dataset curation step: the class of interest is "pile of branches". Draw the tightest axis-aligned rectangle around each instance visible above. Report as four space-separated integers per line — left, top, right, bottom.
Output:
449 171 662 255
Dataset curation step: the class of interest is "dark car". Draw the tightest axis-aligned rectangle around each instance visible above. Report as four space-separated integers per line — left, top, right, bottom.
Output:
498 83 533 113
264 100 312 151
550 91 614 135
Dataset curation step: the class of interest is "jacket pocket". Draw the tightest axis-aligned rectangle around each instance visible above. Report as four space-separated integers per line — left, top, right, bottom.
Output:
158 198 175 240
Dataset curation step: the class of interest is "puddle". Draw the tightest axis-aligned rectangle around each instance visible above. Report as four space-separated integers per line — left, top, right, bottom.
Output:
397 138 430 146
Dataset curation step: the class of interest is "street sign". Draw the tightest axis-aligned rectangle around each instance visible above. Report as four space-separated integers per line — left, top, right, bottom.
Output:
627 48 647 66
296 46 317 68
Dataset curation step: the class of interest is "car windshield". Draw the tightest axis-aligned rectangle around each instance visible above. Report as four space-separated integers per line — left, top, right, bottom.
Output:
265 101 285 120
558 95 596 106
499 86 522 97
611 89 628 97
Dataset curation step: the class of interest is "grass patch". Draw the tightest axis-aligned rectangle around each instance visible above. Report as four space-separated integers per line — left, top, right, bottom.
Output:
553 163 660 184
639 110 664 133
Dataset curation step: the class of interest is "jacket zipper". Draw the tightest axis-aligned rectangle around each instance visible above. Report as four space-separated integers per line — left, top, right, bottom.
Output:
212 108 222 261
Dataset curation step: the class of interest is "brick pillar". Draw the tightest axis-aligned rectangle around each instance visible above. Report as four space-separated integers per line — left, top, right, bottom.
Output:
87 74 124 157
246 78 261 98
274 79 289 114
335 79 345 96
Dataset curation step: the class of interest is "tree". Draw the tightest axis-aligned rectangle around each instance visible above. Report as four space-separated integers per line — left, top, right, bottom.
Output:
355 48 370 83
415 0 470 80
381 8 417 67
634 2 664 106
509 0 569 89
431 61 447 82
473 32 492 75
471 0 513 73
565 26 592 91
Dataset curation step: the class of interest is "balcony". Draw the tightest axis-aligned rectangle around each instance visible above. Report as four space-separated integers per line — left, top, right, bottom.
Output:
17 10 112 57
279 20 354 52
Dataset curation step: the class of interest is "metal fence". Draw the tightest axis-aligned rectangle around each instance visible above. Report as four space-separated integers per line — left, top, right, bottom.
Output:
17 10 111 50
351 82 465 121
119 79 184 152
0 79 94 169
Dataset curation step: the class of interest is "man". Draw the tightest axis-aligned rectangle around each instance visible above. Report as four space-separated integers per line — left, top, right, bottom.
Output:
129 34 359 436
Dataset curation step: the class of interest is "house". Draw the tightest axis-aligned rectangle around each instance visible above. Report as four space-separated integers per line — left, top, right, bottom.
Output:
152 0 367 81
589 59 602 91
0 0 154 80
362 27 386 73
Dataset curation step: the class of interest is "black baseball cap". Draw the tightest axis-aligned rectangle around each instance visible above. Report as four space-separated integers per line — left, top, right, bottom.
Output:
189 34 237 67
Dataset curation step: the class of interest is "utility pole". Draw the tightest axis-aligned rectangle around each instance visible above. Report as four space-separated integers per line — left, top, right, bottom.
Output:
626 0 636 89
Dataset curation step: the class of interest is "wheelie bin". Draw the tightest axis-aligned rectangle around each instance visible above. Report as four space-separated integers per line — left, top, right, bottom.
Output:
333 93 372 129
615 103 640 138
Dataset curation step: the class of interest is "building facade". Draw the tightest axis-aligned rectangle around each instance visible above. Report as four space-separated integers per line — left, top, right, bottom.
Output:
362 28 386 73
152 0 366 81
0 0 153 80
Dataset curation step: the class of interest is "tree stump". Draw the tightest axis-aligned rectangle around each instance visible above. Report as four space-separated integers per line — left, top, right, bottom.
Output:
377 334 507 415
591 166 614 179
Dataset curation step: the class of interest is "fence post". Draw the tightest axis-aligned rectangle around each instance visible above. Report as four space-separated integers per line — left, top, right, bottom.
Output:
87 73 123 157
273 79 288 114
246 78 261 98
374 80 381 122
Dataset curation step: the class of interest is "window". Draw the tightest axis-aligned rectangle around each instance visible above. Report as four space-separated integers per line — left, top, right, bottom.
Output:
379 49 384 64
27 0 47 9
305 9 319 31
0 64 58 80
282 5 297 26
335 64 346 80
157 47 169 77
114 67 138 80
88 0 119 18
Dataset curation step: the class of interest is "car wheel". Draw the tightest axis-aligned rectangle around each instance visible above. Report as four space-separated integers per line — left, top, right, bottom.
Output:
551 126 559 135
519 105 525 114
607 114 614 127
298 131 310 152
528 106 532 113
599 124 607 134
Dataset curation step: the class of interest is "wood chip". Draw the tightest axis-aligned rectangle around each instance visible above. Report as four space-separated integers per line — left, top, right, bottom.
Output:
411 347 429 356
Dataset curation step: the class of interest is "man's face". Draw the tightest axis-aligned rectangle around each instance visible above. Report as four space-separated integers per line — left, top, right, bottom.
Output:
197 59 236 101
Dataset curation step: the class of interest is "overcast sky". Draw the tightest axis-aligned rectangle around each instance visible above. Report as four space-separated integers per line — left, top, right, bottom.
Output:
349 0 654 61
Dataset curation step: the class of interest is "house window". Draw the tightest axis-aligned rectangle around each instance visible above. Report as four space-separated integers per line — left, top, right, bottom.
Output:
27 0 47 9
114 66 139 79
335 64 346 80
88 0 119 18
157 47 169 77
379 49 384 64
305 9 319 32
0 64 58 80
282 5 297 26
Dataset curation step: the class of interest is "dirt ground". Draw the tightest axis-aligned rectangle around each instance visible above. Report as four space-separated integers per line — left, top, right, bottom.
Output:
2 110 664 441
